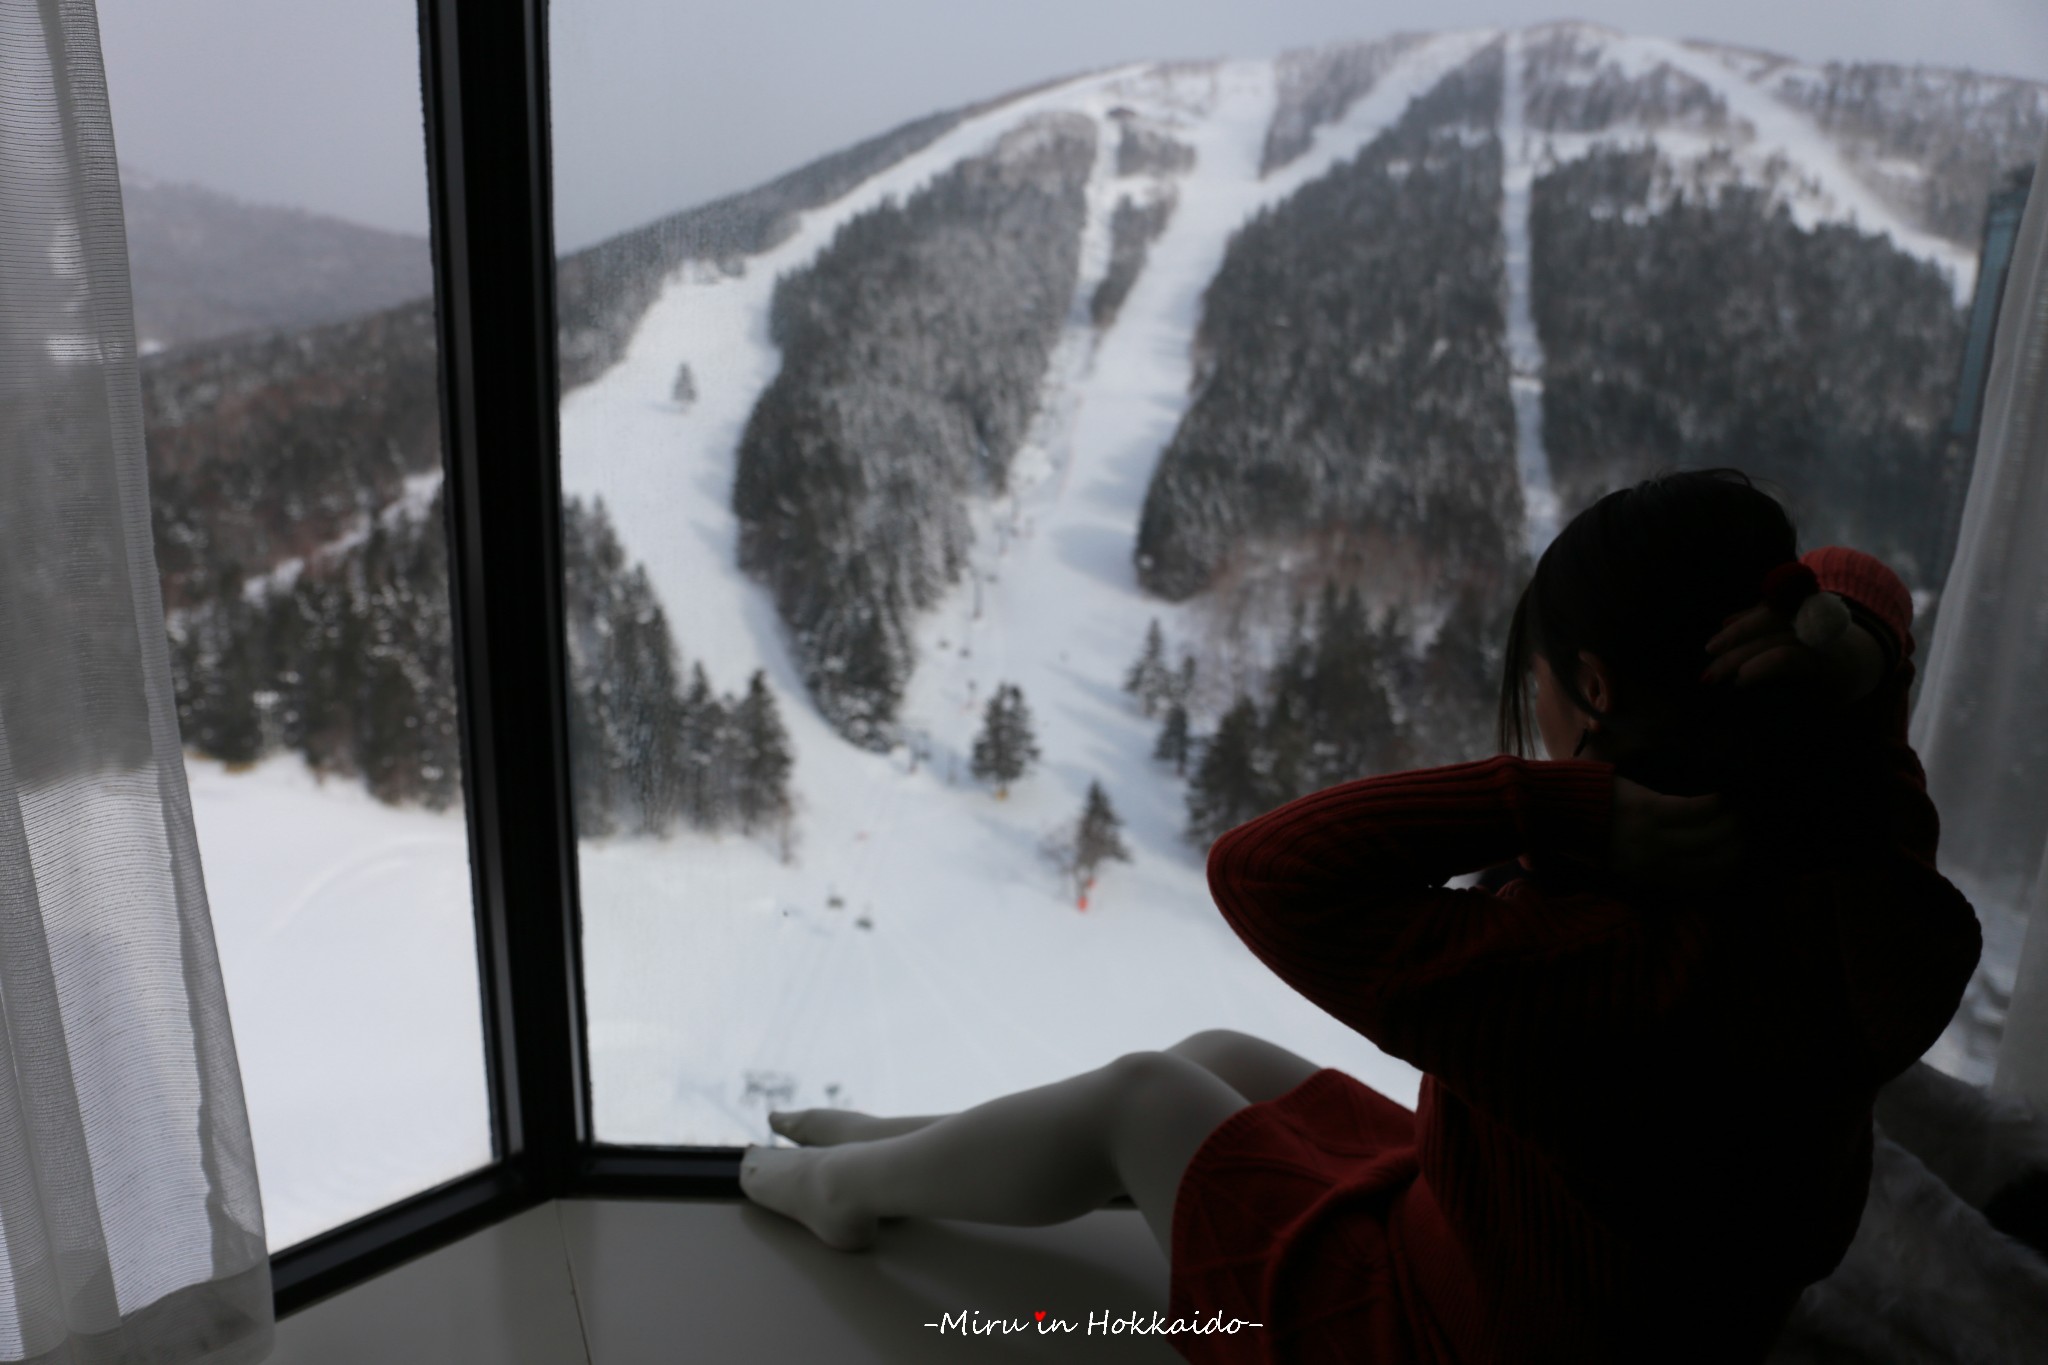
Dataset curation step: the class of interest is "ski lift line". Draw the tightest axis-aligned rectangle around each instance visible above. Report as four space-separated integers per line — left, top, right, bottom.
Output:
852 897 892 1112
770 823 877 1066
747 913 837 1103
749 711 927 1082
733 835 839 1080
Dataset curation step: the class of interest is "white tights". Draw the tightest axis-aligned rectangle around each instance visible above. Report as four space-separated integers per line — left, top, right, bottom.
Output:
739 1028 1321 1256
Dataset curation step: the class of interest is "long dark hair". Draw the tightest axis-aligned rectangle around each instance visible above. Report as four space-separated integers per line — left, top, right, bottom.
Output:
1498 468 1880 863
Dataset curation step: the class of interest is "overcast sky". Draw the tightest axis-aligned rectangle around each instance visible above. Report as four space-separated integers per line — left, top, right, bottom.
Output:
97 0 2048 253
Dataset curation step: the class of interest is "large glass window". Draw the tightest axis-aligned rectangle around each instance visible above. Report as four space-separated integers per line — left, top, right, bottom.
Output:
546 7 2040 1144
98 0 491 1248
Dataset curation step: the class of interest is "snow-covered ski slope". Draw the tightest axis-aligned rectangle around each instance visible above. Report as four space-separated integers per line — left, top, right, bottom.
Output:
551 25 2007 1145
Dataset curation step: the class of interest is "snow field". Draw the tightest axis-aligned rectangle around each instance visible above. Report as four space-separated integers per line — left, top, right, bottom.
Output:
191 757 490 1249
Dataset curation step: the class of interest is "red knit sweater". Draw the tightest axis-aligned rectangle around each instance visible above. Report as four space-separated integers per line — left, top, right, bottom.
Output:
1202 548 1982 1363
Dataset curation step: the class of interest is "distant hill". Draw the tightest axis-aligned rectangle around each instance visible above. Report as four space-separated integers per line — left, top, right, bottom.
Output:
120 170 433 351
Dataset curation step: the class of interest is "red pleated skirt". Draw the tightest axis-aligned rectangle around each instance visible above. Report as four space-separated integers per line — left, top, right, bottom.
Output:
1167 1069 1480 1365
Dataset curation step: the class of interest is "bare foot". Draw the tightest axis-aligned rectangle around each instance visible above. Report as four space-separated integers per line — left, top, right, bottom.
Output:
739 1146 879 1252
768 1109 942 1146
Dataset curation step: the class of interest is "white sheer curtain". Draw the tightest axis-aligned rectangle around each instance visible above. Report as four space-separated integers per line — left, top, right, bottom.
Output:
0 1 271 1360
1912 131 2048 1110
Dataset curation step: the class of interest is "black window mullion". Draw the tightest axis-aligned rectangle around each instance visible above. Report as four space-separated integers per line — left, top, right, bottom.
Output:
271 0 584 1316
421 0 586 1192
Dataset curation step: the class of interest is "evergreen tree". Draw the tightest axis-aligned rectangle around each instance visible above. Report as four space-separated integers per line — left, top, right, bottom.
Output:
1261 601 1315 803
1072 780 1131 901
206 613 267 765
730 670 795 834
1123 618 1174 716
1303 583 1396 787
830 610 902 751
677 663 725 828
283 572 358 776
1259 686 1310 810
1187 696 1269 845
567 670 618 839
1171 653 1197 708
1414 586 1504 764
173 575 266 766
970 682 1040 796
1153 701 1192 774
609 567 688 833
402 489 463 809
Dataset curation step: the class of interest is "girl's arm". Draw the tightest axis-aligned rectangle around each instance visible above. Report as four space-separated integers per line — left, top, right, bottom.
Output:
1207 550 1924 1111
1205 756 1657 1119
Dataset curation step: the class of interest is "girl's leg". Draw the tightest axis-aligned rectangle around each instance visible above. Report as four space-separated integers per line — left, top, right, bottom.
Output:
741 1049 1247 1256
1164 1028 1323 1104
770 1028 1320 1146
769 1107 942 1145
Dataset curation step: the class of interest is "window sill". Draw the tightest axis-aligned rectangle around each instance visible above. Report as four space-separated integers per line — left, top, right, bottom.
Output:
270 1196 1174 1363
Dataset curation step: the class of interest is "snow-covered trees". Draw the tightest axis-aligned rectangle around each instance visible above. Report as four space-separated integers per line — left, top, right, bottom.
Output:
1136 44 1521 604
1044 780 1132 906
729 671 795 836
152 432 805 840
1125 619 1199 726
1173 583 1422 844
732 116 1095 749
1276 583 1399 791
1123 619 1173 715
1762 59 2046 245
1186 697 1268 846
1262 35 1426 173
1409 587 1509 764
1531 145 1970 588
970 683 1040 796
677 664 723 827
562 498 795 840
1154 702 1192 774
1090 192 1176 328
167 487 463 809
1075 781 1130 885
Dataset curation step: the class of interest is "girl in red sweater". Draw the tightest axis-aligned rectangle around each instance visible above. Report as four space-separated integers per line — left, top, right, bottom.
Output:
742 469 1981 1363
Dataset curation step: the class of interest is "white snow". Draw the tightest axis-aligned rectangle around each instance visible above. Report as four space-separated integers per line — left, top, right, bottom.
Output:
191 757 490 1249
1501 30 1563 561
241 469 444 605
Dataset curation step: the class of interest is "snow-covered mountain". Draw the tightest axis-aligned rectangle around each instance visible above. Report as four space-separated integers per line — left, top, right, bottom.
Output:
156 27 2042 1207
545 26 2035 1140
563 25 2024 752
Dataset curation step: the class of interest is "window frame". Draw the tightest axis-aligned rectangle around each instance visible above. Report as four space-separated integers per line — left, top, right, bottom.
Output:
267 0 740 1316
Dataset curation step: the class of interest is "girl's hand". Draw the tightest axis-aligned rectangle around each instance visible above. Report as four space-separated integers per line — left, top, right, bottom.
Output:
1702 600 1884 702
1608 778 1745 887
